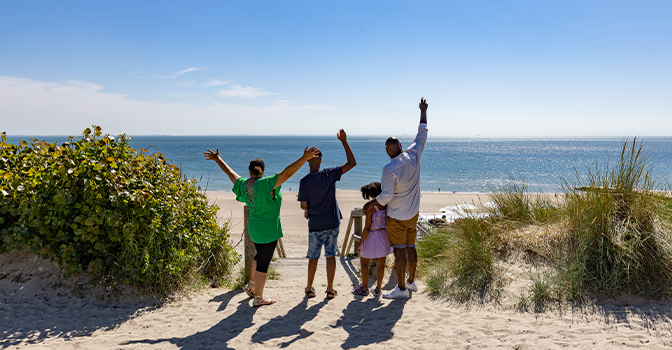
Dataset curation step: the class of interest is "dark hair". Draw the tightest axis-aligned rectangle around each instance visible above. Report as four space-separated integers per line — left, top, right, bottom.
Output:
360 182 382 200
249 158 265 176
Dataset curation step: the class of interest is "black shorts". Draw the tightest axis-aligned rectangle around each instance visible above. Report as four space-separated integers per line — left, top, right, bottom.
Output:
254 240 278 273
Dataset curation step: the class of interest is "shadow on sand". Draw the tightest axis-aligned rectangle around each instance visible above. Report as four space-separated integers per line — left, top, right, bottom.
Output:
0 294 157 348
123 289 254 350
251 298 327 347
122 258 410 349
337 256 408 348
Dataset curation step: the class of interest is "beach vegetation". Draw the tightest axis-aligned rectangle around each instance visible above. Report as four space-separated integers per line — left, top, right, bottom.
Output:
487 177 561 226
0 127 239 295
557 138 672 298
418 138 672 307
417 217 502 302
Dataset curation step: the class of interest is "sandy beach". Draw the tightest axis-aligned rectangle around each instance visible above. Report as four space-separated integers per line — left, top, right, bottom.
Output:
3 191 672 349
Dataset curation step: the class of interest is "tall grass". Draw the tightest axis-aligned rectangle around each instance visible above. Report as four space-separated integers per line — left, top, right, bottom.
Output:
417 218 501 302
487 177 561 225
561 138 672 297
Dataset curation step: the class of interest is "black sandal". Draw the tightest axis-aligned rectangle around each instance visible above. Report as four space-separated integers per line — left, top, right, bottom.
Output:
326 290 337 299
305 287 316 298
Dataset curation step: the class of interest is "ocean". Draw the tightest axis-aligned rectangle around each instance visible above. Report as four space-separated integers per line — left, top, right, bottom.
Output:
5 135 672 193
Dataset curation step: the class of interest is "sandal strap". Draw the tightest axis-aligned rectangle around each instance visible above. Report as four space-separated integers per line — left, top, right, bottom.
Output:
254 295 275 306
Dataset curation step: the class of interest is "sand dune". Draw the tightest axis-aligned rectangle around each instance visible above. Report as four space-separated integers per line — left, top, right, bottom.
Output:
3 191 672 349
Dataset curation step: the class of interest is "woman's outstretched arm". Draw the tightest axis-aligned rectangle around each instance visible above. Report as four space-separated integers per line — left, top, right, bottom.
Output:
204 148 240 184
273 146 320 189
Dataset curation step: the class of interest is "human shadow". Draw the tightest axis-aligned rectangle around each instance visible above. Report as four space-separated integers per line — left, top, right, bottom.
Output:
0 292 157 348
334 296 408 349
341 255 407 294
339 256 361 289
251 298 327 347
123 289 255 350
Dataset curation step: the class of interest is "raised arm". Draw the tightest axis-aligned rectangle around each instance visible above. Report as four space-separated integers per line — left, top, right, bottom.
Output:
337 129 356 175
419 97 428 124
204 148 240 184
274 146 320 189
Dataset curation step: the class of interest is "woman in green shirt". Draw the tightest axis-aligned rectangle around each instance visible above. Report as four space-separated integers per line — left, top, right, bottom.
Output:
204 146 319 307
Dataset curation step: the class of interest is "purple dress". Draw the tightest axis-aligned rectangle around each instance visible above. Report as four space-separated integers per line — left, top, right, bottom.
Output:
359 207 393 259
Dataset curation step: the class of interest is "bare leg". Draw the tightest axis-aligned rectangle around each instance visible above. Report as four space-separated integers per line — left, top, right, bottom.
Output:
360 257 370 288
393 247 407 290
254 270 267 297
306 259 318 292
406 247 417 284
250 259 257 284
326 256 336 292
375 258 386 290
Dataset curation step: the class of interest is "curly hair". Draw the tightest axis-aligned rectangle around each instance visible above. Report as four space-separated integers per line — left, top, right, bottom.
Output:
360 182 382 200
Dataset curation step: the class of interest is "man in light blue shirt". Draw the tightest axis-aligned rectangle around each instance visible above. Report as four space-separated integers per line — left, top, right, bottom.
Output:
370 97 428 299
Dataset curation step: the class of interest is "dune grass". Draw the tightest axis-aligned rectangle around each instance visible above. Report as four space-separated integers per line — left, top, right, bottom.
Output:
559 138 672 299
418 217 502 302
418 138 672 307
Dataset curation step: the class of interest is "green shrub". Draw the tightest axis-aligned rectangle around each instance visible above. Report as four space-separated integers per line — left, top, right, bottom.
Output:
0 127 239 294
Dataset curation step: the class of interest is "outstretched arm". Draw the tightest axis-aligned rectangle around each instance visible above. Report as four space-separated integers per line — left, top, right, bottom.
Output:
337 129 357 175
419 97 428 124
274 146 320 189
204 148 240 184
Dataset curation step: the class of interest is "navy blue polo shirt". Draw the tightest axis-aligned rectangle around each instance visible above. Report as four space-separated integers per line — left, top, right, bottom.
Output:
298 166 343 232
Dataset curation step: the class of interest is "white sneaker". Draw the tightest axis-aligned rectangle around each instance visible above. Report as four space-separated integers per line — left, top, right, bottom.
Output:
383 285 410 299
406 280 418 292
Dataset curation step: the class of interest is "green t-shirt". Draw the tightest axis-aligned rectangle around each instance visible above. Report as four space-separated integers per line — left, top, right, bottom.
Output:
232 174 283 244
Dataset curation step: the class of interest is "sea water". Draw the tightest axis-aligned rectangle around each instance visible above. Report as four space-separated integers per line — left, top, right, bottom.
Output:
6 135 672 193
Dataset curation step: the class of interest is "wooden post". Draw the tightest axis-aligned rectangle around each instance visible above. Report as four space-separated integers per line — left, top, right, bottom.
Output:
276 237 287 258
353 211 363 253
243 205 255 278
343 208 364 255
340 216 355 256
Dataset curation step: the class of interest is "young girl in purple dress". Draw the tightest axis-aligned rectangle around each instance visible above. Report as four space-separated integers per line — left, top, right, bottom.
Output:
352 182 393 297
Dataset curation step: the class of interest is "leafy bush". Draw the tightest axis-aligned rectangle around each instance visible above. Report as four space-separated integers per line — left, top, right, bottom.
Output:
0 127 239 294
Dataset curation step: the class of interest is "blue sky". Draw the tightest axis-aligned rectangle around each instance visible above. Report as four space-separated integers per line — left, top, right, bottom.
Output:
1 1 671 136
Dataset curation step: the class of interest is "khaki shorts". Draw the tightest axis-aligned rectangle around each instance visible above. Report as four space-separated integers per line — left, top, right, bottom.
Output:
386 213 419 248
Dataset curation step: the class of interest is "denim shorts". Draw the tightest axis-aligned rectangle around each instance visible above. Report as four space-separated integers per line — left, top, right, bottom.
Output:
306 227 339 259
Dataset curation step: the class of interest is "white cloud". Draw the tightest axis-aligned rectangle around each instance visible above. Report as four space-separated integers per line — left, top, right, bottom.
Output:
217 85 279 99
175 67 206 76
4 75 666 137
63 80 104 92
205 79 230 87
0 76 337 135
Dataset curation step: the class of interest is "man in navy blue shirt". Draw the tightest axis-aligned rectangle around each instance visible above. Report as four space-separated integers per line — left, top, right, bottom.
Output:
298 129 356 299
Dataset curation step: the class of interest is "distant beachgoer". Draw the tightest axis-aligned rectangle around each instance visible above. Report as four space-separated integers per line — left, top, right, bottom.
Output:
368 97 428 299
352 182 392 297
204 146 319 307
298 129 356 299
